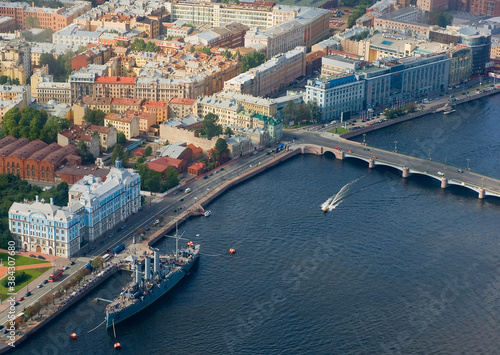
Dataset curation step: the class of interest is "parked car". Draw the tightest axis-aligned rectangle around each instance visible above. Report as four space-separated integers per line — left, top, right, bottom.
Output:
29 254 36 258
37 284 43 288
64 265 69 270
37 255 45 260
17 297 24 302
70 261 75 265
25 291 31 297
437 171 445 176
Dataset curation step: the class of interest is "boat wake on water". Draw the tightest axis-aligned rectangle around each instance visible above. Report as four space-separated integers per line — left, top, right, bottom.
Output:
321 176 368 212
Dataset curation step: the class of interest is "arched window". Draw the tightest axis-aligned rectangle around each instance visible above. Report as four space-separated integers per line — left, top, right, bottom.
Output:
46 170 50 179
41 167 45 178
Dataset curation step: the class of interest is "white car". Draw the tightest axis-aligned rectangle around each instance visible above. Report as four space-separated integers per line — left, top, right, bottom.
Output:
437 171 445 176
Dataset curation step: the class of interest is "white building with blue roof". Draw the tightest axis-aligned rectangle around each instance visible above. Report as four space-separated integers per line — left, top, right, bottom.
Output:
9 196 85 258
68 161 141 242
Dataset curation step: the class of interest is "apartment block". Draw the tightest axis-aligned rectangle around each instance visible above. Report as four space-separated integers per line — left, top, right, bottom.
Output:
224 46 306 97
36 82 71 104
104 111 140 139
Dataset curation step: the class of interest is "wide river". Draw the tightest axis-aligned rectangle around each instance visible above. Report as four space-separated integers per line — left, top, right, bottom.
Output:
15 95 500 354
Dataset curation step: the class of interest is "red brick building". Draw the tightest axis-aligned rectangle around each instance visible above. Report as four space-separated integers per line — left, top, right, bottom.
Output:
0 136 82 183
187 162 206 176
148 156 186 174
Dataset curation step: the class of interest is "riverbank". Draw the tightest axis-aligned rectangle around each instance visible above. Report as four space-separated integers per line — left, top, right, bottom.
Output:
0 264 123 354
146 149 301 247
340 86 500 139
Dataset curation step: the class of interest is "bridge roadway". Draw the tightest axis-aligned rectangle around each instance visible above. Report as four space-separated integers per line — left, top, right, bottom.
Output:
285 130 500 199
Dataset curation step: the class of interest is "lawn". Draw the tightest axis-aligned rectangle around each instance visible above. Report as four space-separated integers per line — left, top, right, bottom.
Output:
0 253 51 267
328 127 350 135
0 267 52 301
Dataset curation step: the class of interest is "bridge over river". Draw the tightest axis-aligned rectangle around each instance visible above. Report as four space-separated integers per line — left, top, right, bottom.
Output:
288 131 500 199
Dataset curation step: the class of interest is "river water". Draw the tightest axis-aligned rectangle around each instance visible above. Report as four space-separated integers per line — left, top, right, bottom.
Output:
14 96 500 355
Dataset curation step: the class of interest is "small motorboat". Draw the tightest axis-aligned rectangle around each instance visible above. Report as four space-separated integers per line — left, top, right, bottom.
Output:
204 210 211 217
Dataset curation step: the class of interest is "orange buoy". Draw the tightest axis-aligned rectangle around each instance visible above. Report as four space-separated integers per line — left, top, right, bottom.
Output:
114 342 122 350
70 333 77 340
229 248 236 254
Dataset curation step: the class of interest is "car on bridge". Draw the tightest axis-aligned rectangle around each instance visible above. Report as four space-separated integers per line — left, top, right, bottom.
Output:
437 171 445 176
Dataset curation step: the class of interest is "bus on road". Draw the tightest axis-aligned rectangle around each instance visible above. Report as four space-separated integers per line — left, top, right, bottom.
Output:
49 268 63 282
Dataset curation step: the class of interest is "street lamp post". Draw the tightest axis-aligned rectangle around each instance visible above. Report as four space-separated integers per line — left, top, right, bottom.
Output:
466 158 470 171
394 140 398 153
362 134 366 146
427 148 432 161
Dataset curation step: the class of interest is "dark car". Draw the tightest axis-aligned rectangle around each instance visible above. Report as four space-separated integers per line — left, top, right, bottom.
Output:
43 279 48 284
105 249 109 253
37 255 45 260
70 261 75 265
220 168 224 171
29 254 36 258
25 291 31 297
0 325 4 330
99 241 104 245
203 176 208 179
179 198 184 202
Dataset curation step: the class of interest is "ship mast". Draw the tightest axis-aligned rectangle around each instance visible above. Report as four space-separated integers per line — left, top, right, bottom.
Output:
175 219 179 261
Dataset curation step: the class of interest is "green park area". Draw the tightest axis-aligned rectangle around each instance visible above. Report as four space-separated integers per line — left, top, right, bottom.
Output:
0 267 52 301
0 253 51 267
328 127 351 135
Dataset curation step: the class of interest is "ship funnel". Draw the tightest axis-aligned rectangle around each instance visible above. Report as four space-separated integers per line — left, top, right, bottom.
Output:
154 250 160 274
145 257 151 280
135 262 142 283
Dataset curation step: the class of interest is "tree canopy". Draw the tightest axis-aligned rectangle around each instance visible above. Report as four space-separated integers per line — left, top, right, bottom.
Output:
348 5 368 28
241 51 267 72
0 107 69 144
77 140 94 163
39 51 74 82
133 161 179 192
117 131 127 144
130 38 158 53
428 11 453 27
0 76 20 85
111 144 129 166
83 109 106 126
195 113 223 139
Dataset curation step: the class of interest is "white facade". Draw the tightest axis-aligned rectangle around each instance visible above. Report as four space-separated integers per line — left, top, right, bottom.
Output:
306 75 365 121
68 163 141 242
245 20 305 58
8 163 141 256
9 197 84 258
53 24 103 46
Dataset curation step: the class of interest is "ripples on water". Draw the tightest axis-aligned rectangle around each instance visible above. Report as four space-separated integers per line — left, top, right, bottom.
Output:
15 101 500 355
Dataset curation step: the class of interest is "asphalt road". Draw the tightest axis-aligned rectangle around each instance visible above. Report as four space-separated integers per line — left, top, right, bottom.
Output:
1 147 291 325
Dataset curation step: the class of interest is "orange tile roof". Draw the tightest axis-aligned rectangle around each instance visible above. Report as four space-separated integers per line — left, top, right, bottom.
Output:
111 98 143 106
187 143 203 155
148 156 183 172
143 100 169 108
95 76 136 84
188 162 206 171
169 97 196 105
82 96 112 105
